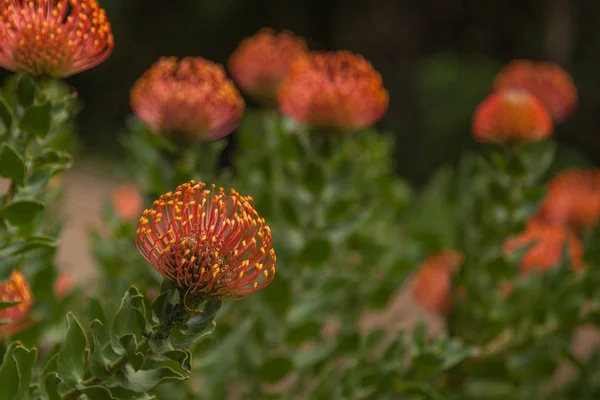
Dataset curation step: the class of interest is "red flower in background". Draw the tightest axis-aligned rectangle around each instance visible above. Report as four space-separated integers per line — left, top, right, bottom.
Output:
228 28 308 105
538 168 600 232
112 184 143 222
412 251 463 315
503 219 583 275
130 57 245 141
0 270 33 338
0 0 114 78
472 89 553 143
278 51 389 132
494 60 577 122
135 181 276 301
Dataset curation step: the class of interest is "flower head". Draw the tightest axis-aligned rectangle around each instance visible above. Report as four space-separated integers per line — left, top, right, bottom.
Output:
412 251 463 314
130 57 245 141
0 270 33 337
503 219 583 275
228 28 308 105
472 89 553 143
0 0 114 78
53 271 73 299
494 60 577 122
135 180 276 301
538 168 600 231
278 51 389 132
112 184 143 222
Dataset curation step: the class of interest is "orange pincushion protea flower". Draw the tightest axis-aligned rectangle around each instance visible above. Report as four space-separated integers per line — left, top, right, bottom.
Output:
0 0 114 78
228 28 308 105
494 60 577 122
130 57 245 141
503 219 583 275
472 89 553 143
0 270 33 337
112 184 143 222
135 181 276 301
538 168 600 231
278 51 389 132
412 251 463 314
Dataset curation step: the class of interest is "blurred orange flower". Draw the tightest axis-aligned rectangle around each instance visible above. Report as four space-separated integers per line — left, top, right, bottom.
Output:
538 168 600 231
53 271 73 299
472 89 553 143
0 270 33 338
412 251 463 314
0 0 114 78
494 60 577 122
130 57 245 141
503 219 583 275
111 184 143 222
228 28 308 105
135 181 276 301
278 51 389 132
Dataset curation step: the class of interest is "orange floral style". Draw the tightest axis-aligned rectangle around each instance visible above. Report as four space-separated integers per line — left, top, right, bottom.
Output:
472 89 553 143
503 219 583 275
130 57 245 141
412 251 464 314
278 51 389 131
538 168 600 231
111 184 143 222
135 180 276 301
0 270 33 338
494 60 577 122
228 28 308 105
0 0 114 78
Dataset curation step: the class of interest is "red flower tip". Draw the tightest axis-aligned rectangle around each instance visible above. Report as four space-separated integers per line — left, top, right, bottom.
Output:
538 168 600 231
0 270 33 337
135 180 276 301
130 57 245 141
412 251 463 315
0 0 114 78
112 184 143 222
228 27 308 105
494 60 577 122
503 219 583 275
278 50 389 132
472 89 553 143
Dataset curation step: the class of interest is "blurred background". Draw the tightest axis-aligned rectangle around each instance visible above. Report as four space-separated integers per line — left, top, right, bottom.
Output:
2 0 598 186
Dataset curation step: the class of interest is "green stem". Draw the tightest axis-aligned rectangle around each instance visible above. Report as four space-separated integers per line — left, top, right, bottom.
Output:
60 337 150 400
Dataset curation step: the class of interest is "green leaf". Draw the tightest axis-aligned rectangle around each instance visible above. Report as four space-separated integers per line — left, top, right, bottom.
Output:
88 320 112 380
0 300 20 311
111 287 148 354
299 237 331 268
57 313 88 390
0 200 44 226
285 321 321 345
77 386 117 399
257 355 293 383
41 373 61 400
0 236 57 257
293 340 339 369
116 365 186 393
0 144 25 184
19 102 52 138
170 300 221 349
0 98 12 135
0 342 37 400
16 75 35 108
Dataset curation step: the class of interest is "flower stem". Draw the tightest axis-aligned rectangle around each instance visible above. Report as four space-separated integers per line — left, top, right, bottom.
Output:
60 337 150 400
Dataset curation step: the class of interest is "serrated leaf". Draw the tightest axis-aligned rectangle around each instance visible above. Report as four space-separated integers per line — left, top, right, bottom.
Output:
16 75 35 108
106 387 154 400
0 144 25 184
19 102 52 138
12 344 37 400
169 300 221 349
116 364 186 393
257 356 293 383
0 342 36 400
111 287 148 355
57 313 88 390
41 373 61 400
0 98 11 135
78 386 117 399
0 200 44 226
